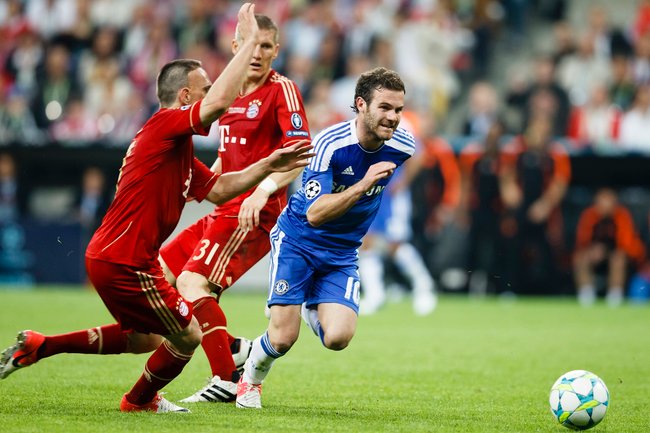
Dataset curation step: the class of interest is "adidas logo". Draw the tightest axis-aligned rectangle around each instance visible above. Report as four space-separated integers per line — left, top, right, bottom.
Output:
342 166 355 175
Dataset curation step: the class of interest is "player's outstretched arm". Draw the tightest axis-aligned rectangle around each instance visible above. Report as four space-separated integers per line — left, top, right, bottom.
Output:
199 3 259 126
306 161 396 227
206 141 314 205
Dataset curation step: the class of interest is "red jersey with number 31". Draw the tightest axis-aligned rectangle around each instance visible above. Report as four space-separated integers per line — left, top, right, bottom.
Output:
213 70 310 216
86 100 218 268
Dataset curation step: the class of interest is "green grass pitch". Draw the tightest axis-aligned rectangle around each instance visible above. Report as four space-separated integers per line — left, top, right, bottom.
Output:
0 287 648 432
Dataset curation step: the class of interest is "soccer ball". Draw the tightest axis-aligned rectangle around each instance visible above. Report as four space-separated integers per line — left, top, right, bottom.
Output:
549 370 609 430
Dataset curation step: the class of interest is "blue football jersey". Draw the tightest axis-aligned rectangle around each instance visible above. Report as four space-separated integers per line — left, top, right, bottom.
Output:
277 119 415 250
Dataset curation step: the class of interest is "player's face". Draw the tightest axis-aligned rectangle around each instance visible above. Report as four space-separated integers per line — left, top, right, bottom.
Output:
359 88 404 142
185 68 212 105
233 29 279 81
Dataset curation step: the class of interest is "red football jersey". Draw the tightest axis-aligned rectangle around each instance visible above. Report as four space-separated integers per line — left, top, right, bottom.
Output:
86 100 218 268
213 70 310 215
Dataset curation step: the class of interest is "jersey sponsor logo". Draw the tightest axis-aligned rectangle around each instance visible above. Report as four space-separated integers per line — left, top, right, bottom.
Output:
181 104 191 111
342 166 355 175
332 182 386 196
178 300 190 317
273 279 290 295
304 180 321 199
287 130 309 137
290 112 303 129
246 100 262 119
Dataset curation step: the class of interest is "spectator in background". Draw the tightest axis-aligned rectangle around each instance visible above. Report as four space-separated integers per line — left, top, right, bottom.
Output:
410 112 462 278
329 54 370 118
557 32 611 106
459 120 506 295
573 188 646 307
631 32 650 85
3 23 44 98
462 81 500 138
50 98 99 144
566 84 622 152
609 55 637 111
619 84 650 153
550 21 575 65
174 0 214 54
0 153 24 223
31 43 81 130
585 5 632 60
304 78 344 136
25 0 76 40
499 114 571 294
128 17 177 105
0 88 44 145
506 56 570 136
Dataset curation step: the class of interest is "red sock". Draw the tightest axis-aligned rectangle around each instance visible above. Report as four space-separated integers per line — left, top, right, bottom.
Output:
125 341 192 405
39 324 128 359
193 297 238 382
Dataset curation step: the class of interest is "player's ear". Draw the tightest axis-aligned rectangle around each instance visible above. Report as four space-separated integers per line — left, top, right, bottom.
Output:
272 43 280 60
231 39 239 55
355 96 366 112
178 87 191 106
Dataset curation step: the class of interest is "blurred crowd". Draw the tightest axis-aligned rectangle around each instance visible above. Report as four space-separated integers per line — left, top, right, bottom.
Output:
1 0 650 301
2 0 650 152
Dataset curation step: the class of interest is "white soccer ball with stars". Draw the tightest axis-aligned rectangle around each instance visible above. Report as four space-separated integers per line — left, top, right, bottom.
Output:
549 370 609 430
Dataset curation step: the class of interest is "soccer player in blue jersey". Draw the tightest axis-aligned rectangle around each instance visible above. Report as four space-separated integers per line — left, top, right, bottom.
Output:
236 67 414 409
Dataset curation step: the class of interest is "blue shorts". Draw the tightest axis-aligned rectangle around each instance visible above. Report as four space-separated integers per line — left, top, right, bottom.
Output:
267 225 360 313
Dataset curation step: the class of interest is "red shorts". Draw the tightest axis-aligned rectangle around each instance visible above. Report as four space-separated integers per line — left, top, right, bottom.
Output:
162 213 272 293
160 214 214 277
86 257 193 335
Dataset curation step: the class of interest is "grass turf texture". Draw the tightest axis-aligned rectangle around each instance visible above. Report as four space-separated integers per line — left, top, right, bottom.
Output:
0 288 648 433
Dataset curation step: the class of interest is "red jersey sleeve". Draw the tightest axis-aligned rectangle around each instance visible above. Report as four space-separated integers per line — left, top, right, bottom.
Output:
154 100 210 143
189 157 218 202
273 78 311 146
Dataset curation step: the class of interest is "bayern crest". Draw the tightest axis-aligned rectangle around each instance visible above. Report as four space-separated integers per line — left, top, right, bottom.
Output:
246 100 261 118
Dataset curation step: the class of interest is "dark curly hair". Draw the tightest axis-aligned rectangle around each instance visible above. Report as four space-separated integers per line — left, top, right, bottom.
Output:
351 67 405 113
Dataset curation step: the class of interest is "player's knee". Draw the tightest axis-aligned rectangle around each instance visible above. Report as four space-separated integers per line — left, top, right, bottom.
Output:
268 331 298 354
176 271 211 301
127 334 163 354
323 329 354 351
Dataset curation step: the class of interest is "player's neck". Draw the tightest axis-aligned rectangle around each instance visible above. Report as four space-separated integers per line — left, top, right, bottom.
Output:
355 119 384 151
240 73 269 97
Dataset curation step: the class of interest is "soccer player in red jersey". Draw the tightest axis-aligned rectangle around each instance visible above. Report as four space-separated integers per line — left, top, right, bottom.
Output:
158 14 312 403
0 4 312 413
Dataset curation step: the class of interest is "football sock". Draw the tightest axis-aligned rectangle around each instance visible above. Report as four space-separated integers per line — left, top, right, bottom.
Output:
38 324 128 359
394 243 435 295
304 307 326 346
126 340 192 405
243 331 285 385
193 297 239 382
358 251 386 305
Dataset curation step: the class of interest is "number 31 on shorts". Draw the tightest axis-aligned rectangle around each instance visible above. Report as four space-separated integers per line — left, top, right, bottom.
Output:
192 239 221 265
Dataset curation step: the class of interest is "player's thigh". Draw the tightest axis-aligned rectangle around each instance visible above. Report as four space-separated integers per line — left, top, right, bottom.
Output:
267 227 315 307
86 258 194 336
160 215 211 279
182 217 270 291
317 302 358 340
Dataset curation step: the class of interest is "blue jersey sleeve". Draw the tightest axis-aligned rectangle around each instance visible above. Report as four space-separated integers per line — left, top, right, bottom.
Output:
301 167 333 213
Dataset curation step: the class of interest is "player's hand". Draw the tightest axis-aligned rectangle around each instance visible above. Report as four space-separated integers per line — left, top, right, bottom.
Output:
527 198 551 223
239 189 269 231
236 3 260 44
360 161 396 190
266 140 314 172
